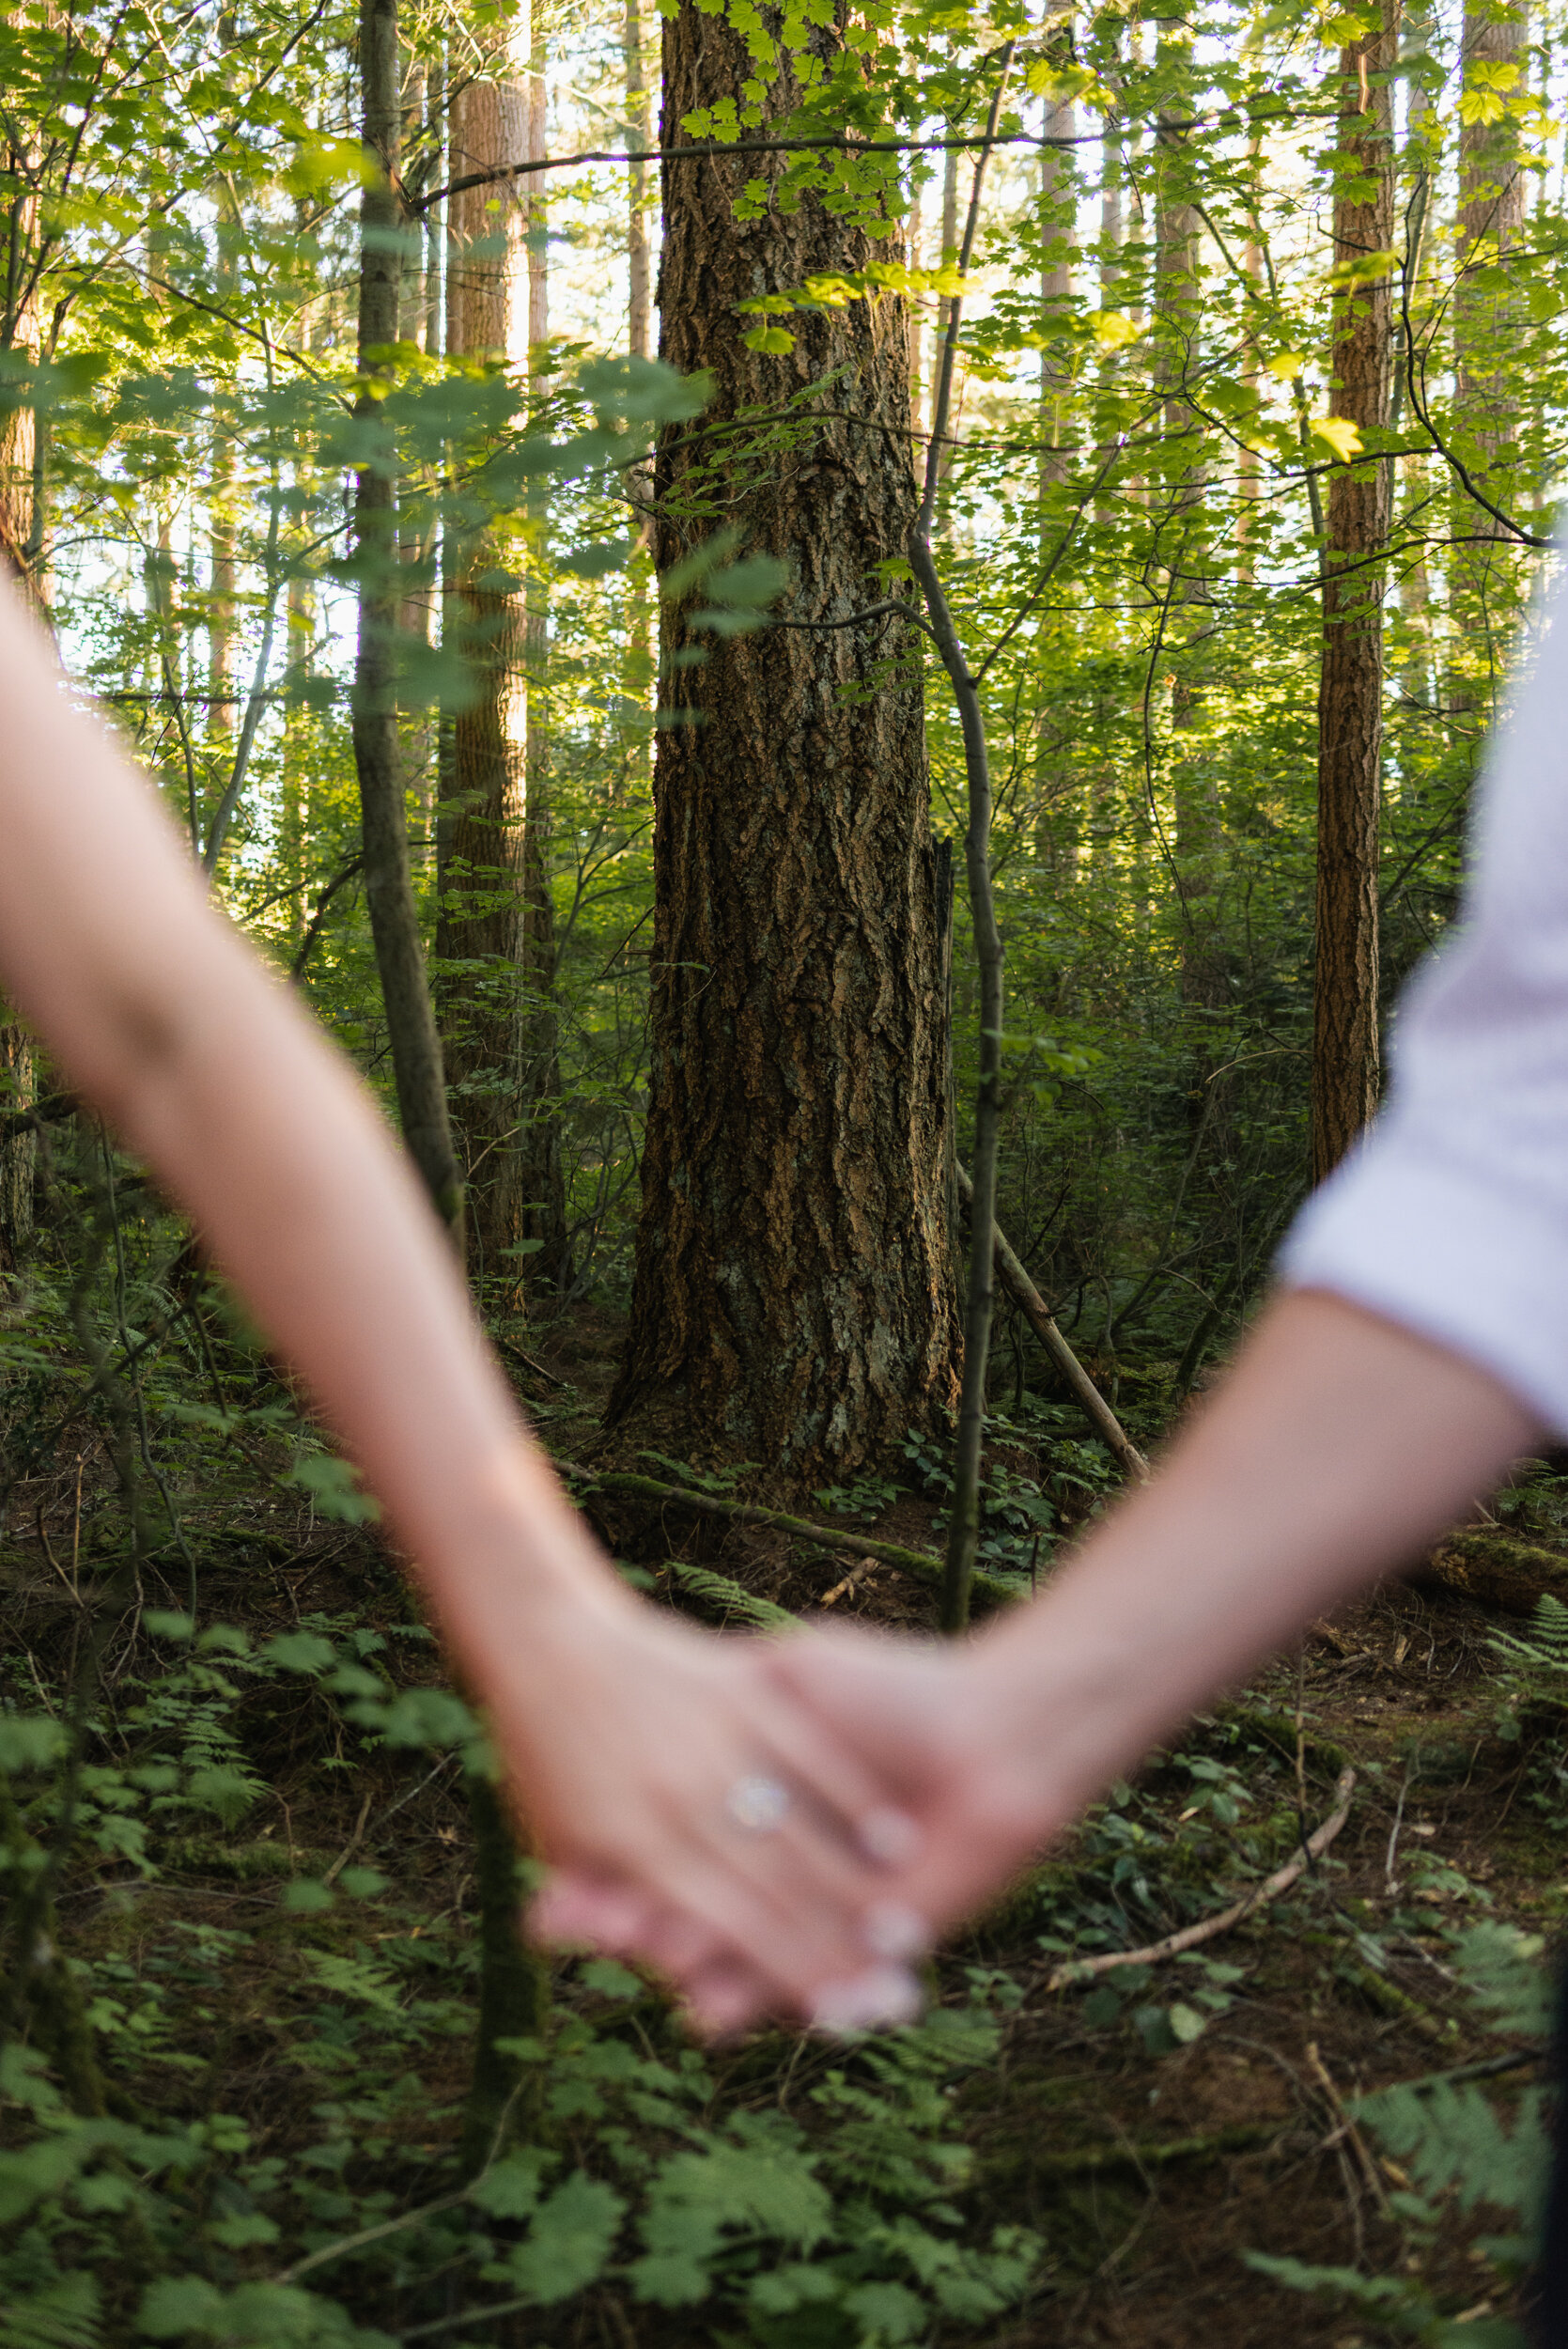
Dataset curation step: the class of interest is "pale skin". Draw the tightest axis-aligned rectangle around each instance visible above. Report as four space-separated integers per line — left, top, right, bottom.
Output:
551 1288 1542 2025
0 580 920 2035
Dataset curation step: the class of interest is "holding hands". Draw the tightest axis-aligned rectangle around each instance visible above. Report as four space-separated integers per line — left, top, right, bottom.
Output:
534 1290 1546 2034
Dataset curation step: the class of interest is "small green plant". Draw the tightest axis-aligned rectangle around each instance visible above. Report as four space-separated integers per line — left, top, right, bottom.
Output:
1249 1922 1551 2345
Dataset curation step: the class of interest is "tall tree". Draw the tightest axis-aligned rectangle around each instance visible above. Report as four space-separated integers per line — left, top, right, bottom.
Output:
438 32 532 1283
624 0 651 366
354 0 465 1234
515 25 571 1294
606 0 961 1478
1311 0 1397 1183
1153 54 1223 1013
1451 0 1529 646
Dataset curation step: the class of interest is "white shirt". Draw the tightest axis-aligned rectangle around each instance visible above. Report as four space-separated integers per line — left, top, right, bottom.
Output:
1280 552 1568 1434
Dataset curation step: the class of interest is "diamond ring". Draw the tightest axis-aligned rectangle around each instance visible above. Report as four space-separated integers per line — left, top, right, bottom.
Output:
726 1774 792 1833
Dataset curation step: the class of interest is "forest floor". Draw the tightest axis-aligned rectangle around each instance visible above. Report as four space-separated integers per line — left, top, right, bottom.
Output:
5 1303 1561 2345
531 1311 1560 2347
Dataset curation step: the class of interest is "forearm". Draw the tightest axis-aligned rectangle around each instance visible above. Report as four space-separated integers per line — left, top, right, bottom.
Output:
971 1290 1539 1813
120 956 626 1656
0 585 628 1683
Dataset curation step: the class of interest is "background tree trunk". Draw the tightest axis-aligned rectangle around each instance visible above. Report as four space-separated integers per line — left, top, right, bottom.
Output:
354 0 465 1237
438 39 532 1285
1154 68 1223 1014
606 0 961 1479
624 0 651 366
1449 0 1529 689
1312 1 1396 1185
516 31 571 1297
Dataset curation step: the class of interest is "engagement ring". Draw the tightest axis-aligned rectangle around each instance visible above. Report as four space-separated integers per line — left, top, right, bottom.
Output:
726 1773 791 1833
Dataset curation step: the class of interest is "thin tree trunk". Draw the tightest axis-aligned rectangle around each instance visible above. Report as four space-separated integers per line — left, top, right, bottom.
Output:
438 36 532 1283
1312 0 1397 1184
208 183 239 741
0 126 45 1260
1396 7 1436 702
607 0 960 1479
933 139 959 508
1034 44 1078 885
354 0 465 1237
625 0 651 365
1154 54 1222 1012
517 27 570 1294
621 0 655 773
914 56 1014 1630
1037 30 1074 494
1450 0 1529 672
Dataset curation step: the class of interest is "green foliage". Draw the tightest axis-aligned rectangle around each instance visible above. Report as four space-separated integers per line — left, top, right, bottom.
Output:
1249 1925 1551 2344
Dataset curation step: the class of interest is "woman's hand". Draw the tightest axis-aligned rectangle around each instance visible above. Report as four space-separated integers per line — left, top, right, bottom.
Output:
762 1626 1063 1942
501 1588 928 2038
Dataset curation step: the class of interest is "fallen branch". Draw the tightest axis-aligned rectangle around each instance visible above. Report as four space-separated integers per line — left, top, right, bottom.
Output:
1416 1529 1568 1617
1041 1766 1357 1992
557 1461 1022 1610
956 1163 1149 1482
498 1335 567 1389
1004 2118 1283 2183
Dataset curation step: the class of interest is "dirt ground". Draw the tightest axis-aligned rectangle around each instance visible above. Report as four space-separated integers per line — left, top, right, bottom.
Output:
521 1310 1559 2345
8 1302 1560 2345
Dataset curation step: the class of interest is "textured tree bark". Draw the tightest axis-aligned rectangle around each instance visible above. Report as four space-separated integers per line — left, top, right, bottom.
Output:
1312 4 1395 1186
354 0 465 1238
438 47 532 1283
605 0 961 1479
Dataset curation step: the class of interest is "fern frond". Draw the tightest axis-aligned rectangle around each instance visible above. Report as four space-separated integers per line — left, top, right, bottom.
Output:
0 2276 101 2349
1490 1591 1568 1676
664 1561 797 1632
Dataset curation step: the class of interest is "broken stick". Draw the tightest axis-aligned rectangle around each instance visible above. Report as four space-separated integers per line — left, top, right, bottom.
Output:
956 1162 1149 1481
1040 1766 1357 1992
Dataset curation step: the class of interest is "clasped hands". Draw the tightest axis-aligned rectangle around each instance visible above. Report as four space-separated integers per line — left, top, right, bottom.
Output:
512 1597 1062 2039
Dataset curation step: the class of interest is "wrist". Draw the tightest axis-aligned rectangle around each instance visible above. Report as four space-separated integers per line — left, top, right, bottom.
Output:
411 1444 639 1665
964 1596 1150 1833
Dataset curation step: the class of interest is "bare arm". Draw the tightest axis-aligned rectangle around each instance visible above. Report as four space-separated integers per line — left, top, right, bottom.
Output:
0 583 908 2030
769 1290 1539 1934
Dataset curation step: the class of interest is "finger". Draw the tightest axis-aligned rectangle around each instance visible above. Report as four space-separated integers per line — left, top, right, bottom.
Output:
736 1651 924 1868
530 1872 656 1954
679 1954 777 2041
644 1797 917 2012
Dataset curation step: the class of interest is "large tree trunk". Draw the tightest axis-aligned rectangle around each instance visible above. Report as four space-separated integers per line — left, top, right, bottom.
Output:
1311 1 1396 1185
354 0 465 1237
605 0 961 1479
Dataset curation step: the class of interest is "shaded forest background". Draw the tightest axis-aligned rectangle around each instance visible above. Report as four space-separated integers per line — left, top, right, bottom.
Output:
3 0 1568 2340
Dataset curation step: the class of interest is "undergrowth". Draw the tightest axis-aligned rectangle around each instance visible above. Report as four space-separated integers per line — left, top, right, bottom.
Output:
0 1133 1561 2346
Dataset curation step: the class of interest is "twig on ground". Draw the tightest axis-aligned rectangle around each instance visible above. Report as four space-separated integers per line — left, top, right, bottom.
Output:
1307 2037 1390 2215
1039 1766 1357 1992
1385 1762 1412 1896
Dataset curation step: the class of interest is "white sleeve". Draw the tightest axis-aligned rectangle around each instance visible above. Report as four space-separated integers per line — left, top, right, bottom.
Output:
1279 552 1568 1434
